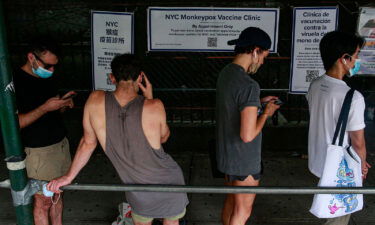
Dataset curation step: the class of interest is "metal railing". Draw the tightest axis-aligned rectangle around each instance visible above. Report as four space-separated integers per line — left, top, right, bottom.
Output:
1 179 375 194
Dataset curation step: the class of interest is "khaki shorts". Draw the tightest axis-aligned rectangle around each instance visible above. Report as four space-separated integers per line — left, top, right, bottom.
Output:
132 208 186 223
25 137 71 181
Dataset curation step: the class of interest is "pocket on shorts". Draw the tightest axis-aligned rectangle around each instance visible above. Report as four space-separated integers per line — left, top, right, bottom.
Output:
25 150 40 178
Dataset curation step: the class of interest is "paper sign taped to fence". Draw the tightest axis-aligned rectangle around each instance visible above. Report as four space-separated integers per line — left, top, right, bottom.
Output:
91 11 134 90
357 7 375 75
147 7 279 53
289 7 338 94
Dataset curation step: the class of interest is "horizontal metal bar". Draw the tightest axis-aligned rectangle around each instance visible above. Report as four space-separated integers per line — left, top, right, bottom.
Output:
58 88 375 94
60 185 375 194
153 88 290 92
1 180 375 194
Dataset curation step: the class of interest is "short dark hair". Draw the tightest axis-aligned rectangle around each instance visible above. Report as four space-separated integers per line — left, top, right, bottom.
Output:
27 36 61 57
320 31 364 70
110 54 141 82
234 45 266 55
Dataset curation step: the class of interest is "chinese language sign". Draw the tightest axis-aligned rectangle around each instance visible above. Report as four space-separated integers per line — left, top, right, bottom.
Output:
91 11 134 90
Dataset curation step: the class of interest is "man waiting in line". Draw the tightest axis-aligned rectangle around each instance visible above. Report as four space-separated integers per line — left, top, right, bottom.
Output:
216 27 280 225
48 54 189 225
13 36 75 225
307 31 370 225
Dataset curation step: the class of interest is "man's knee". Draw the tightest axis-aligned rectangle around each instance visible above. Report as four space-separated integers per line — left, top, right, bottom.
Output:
233 200 253 215
163 219 179 225
34 194 53 211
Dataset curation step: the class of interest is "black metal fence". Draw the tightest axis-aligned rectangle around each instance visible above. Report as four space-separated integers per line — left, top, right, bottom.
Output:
3 0 375 126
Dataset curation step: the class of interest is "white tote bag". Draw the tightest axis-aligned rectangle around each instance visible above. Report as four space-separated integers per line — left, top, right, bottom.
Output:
310 89 363 218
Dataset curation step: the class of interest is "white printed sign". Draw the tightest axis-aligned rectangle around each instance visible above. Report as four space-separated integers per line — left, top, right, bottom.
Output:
289 7 338 94
147 7 279 52
357 7 375 75
91 11 134 90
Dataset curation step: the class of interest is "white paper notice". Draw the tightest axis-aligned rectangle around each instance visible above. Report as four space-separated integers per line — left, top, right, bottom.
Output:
357 7 375 75
289 7 338 94
148 7 279 53
91 11 134 90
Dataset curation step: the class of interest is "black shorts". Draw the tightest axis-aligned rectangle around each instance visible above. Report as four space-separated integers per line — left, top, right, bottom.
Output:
226 173 261 182
226 162 263 182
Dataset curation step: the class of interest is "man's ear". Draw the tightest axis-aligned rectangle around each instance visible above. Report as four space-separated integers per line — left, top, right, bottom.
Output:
27 53 35 63
109 73 117 85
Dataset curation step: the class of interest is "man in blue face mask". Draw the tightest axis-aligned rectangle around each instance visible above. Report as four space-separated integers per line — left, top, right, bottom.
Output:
307 31 370 225
12 36 75 225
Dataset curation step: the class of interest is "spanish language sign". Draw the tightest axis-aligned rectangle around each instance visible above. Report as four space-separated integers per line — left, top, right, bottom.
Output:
289 7 338 94
147 7 279 52
91 11 134 90
357 7 375 75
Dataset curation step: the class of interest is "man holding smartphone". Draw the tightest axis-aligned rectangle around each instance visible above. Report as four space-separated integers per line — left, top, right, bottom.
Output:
48 54 189 225
13 36 74 225
216 27 280 225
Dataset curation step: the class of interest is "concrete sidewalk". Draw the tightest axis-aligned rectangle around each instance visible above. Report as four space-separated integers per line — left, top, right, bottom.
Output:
1 150 375 225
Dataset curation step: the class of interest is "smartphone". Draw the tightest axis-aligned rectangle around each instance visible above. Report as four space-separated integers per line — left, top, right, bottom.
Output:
141 74 146 87
274 99 284 105
61 93 77 100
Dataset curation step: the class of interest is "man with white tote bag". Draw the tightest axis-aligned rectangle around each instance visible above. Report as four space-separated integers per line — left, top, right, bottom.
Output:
307 31 371 225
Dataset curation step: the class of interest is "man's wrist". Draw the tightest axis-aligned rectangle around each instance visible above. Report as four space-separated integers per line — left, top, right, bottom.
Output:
261 113 270 118
37 105 48 114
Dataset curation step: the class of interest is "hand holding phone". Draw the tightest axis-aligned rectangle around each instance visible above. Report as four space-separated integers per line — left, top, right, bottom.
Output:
61 92 77 100
274 99 284 105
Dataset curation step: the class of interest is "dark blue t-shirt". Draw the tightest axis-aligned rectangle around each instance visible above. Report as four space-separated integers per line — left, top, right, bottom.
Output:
216 63 262 176
13 68 66 148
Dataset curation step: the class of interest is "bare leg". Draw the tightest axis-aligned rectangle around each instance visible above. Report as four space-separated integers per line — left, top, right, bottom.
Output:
49 193 63 225
163 218 179 225
222 177 234 225
132 219 153 225
229 176 259 225
34 193 52 225
324 214 351 225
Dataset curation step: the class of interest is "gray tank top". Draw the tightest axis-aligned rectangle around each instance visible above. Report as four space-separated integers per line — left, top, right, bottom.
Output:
104 92 188 218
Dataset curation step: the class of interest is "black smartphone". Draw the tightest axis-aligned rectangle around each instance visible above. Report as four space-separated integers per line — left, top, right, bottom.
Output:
141 74 146 87
61 93 77 100
274 99 284 105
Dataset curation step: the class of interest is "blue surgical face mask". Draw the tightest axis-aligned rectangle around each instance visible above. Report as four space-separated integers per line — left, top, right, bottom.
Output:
32 66 53 78
348 59 361 77
32 58 54 78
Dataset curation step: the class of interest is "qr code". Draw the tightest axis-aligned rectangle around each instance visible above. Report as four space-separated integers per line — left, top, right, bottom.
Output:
207 37 217 47
306 70 319 82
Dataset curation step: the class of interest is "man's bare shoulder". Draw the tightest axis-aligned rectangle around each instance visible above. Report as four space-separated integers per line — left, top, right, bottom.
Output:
86 91 105 108
143 98 165 113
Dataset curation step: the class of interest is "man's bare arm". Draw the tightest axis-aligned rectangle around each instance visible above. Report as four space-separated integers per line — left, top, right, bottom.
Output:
19 96 73 129
159 100 170 143
240 103 279 143
47 95 98 193
349 129 370 178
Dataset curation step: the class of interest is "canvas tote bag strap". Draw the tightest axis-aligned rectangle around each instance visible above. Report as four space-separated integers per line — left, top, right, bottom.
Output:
331 88 355 146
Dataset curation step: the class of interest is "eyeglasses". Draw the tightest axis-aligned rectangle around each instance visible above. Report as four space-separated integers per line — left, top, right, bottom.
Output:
33 53 56 70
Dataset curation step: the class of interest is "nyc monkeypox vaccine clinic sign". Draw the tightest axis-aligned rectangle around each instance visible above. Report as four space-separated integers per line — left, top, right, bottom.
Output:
147 7 280 53
91 11 134 90
289 7 338 94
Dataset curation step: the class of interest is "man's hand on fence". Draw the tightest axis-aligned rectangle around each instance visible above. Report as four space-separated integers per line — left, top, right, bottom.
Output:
47 175 73 194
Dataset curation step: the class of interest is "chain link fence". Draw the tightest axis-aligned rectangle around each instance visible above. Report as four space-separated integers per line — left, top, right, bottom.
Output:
3 0 374 126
